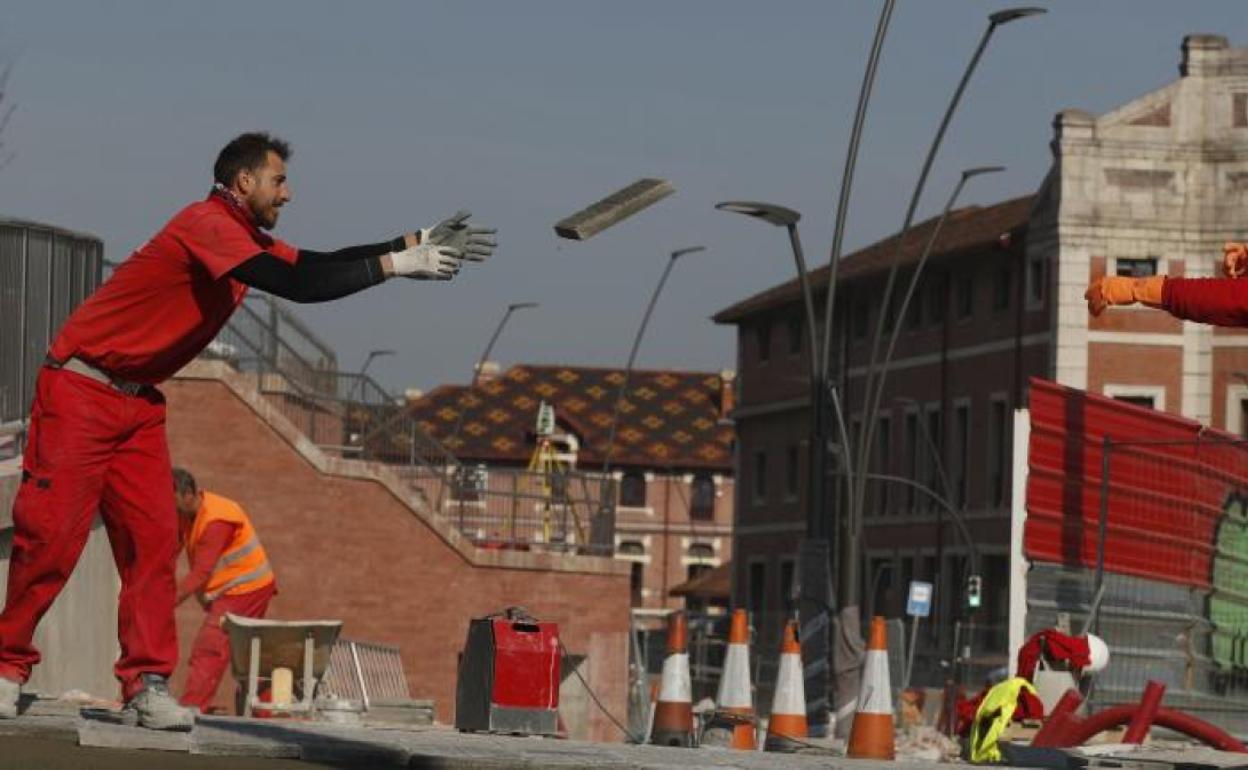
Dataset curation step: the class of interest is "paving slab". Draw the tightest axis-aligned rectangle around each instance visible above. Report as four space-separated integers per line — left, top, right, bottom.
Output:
77 719 192 752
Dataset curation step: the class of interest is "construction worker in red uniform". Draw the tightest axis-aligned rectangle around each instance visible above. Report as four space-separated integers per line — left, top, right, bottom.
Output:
172 468 276 713
1086 242 1248 324
0 132 497 729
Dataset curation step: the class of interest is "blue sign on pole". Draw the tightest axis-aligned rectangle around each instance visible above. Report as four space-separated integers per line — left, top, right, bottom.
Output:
906 580 933 618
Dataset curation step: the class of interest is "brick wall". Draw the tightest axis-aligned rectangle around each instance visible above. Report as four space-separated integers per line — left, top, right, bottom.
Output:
163 371 630 741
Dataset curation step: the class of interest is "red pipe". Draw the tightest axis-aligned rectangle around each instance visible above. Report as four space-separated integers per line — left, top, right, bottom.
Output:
1122 681 1165 744
1062 706 1246 753
1030 689 1084 748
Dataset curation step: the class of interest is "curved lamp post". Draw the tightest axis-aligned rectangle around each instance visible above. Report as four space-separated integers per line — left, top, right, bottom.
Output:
439 302 539 508
848 6 1045 612
445 302 540 452
601 246 707 478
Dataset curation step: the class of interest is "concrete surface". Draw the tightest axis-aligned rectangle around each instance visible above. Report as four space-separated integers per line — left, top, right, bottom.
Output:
0 699 984 769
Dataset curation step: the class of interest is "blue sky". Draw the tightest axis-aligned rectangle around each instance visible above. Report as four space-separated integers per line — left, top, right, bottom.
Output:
2 1 1246 392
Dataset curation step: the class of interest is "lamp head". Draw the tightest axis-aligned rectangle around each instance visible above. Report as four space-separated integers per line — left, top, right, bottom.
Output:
962 165 1006 180
989 7 1046 25
715 200 801 228
671 245 707 261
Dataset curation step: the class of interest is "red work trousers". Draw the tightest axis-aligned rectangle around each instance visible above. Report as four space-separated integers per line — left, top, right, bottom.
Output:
0 366 179 701
180 582 275 712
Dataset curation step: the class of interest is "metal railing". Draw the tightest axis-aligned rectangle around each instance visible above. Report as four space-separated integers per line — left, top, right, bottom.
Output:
396 465 616 555
210 296 617 555
0 218 105 426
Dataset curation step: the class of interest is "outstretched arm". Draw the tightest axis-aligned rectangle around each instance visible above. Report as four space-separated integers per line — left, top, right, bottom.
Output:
1163 277 1248 327
231 252 387 303
1085 272 1248 328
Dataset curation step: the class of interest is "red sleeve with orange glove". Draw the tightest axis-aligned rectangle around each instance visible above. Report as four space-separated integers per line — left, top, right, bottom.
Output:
1086 242 1248 325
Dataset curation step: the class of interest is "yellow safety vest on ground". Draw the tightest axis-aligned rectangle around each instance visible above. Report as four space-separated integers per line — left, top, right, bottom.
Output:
969 677 1038 764
188 491 275 601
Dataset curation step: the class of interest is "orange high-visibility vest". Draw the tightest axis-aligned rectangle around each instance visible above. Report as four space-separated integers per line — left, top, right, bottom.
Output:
188 491 275 601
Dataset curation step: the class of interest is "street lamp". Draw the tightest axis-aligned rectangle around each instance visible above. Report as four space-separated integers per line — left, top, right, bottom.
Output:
445 302 540 451
601 246 707 478
439 302 540 504
354 349 396 402
847 5 1045 620
715 201 855 544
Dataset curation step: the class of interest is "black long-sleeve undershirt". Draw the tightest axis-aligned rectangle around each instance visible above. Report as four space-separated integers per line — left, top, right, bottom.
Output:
231 250 387 303
298 237 406 264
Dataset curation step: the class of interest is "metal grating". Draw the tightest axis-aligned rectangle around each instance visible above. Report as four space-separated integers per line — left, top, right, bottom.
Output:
320 638 411 707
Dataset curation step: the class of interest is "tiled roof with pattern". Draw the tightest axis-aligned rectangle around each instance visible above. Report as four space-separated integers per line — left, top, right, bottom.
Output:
713 194 1035 323
410 364 734 471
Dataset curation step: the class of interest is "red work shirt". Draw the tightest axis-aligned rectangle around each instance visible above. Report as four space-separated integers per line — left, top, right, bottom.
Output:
1164 277 1248 327
49 193 298 384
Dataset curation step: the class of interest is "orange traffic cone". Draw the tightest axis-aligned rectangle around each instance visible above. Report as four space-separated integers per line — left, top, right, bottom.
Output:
651 611 694 747
847 616 895 760
764 620 807 752
712 609 756 750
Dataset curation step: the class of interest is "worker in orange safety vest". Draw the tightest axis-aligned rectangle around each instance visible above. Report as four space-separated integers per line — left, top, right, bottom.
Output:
172 467 276 712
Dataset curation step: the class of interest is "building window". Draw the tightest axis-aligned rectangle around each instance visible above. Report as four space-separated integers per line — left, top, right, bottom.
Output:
874 414 892 515
992 267 1011 311
787 315 803 355
924 406 942 512
691 473 715 520
784 444 800 501
619 470 647 507
748 560 767 616
928 275 947 326
988 399 1008 508
1105 384 1165 412
753 451 768 503
906 280 925 329
956 274 974 319
687 544 715 582
756 321 771 363
952 402 970 509
853 301 869 340
904 411 919 513
630 563 644 605
1115 257 1158 277
1028 258 1046 305
780 559 797 615
618 540 646 605
451 464 487 502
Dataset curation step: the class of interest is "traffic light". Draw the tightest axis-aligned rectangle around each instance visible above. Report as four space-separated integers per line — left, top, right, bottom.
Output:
966 574 983 610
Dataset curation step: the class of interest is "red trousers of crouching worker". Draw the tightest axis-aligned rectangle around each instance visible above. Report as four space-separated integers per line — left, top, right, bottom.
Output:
0 366 179 701
180 582 275 712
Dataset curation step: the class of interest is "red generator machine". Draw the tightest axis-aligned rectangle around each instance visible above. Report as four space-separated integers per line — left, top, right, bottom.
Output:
455 609 560 735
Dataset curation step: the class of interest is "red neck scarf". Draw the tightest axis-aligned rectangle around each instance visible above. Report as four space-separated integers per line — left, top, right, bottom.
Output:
207 183 275 247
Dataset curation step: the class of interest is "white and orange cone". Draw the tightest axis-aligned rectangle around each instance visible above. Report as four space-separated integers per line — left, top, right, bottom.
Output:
847 615 896 760
651 611 694 747
764 619 808 752
712 609 756 750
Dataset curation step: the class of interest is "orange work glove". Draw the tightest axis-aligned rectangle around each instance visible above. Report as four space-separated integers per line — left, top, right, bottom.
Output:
1224 242 1248 278
1085 275 1166 316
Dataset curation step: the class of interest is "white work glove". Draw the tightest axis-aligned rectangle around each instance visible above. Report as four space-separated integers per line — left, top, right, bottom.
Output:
422 210 497 263
388 243 463 281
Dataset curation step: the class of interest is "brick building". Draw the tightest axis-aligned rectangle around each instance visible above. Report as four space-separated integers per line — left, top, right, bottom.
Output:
713 34 1248 681
407 363 736 619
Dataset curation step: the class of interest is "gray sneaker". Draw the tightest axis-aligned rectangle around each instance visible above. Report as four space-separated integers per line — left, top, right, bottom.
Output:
125 674 194 731
0 676 17 719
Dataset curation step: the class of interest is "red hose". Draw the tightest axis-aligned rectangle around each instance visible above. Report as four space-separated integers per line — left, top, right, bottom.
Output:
1060 706 1247 753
